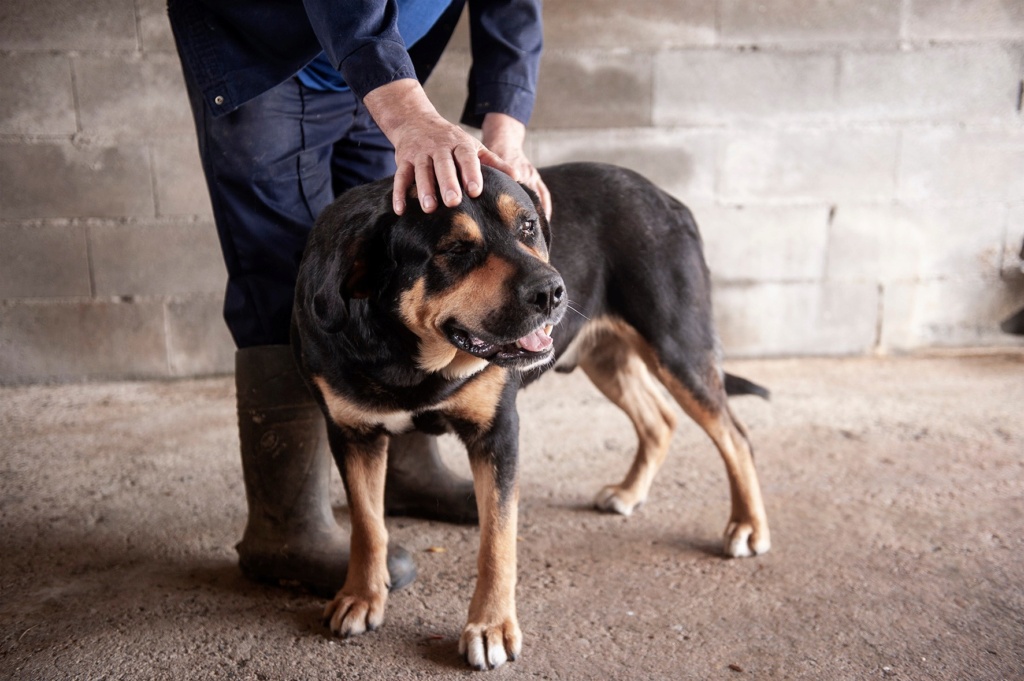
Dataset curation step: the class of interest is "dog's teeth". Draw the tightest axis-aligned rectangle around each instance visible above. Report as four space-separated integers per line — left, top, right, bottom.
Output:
544 324 553 335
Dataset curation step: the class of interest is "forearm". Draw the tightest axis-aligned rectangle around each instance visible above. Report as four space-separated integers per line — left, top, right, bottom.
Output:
481 113 526 159
362 79 442 141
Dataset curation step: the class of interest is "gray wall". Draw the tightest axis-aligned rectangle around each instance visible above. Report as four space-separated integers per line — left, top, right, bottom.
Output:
1 0 1023 383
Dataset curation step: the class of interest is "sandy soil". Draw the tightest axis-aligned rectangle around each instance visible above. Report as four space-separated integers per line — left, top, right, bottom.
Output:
1 354 1022 680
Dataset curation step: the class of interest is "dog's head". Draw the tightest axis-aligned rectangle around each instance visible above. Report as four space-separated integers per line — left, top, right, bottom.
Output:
302 166 566 377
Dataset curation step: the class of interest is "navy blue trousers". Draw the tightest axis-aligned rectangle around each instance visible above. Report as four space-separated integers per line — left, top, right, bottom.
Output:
184 75 396 348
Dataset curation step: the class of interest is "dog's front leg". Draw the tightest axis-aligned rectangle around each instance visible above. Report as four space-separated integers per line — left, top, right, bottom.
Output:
322 423 390 637
459 421 522 670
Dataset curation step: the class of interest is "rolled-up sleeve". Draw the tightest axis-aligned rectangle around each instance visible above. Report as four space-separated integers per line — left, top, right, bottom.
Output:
462 0 543 127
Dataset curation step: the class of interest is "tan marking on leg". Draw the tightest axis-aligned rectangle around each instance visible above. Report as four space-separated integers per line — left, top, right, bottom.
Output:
459 456 521 670
579 327 678 516
656 368 770 557
324 436 391 636
575 316 769 556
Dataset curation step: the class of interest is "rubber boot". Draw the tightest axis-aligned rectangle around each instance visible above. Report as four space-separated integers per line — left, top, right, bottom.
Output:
385 431 478 524
234 345 416 598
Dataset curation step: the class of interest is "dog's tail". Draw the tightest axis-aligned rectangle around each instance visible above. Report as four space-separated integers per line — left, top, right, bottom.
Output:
724 373 770 400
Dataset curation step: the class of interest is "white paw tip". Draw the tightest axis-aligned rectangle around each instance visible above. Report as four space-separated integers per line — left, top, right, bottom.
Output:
724 523 770 558
594 488 636 516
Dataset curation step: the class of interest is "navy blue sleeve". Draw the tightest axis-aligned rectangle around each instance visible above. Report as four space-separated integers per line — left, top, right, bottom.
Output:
301 0 419 99
301 0 542 126
462 0 543 127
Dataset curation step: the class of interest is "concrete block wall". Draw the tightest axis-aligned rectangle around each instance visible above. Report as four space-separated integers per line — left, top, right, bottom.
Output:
2 0 1023 383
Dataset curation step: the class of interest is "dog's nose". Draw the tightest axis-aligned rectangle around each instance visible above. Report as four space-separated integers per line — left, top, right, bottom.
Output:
519 271 565 315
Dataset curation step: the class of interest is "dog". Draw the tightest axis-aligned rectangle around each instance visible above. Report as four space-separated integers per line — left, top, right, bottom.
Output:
291 162 771 670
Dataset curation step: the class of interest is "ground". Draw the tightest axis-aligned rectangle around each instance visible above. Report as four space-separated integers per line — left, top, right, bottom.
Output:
1 354 1022 680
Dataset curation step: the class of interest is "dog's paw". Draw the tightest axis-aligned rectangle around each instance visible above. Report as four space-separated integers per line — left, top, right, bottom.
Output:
458 618 522 671
323 589 387 638
594 484 644 516
724 520 771 558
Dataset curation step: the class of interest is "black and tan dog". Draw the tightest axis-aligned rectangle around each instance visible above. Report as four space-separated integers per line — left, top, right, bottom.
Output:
291 162 770 670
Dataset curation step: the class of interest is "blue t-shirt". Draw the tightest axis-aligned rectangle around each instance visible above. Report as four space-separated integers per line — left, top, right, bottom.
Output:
298 0 452 91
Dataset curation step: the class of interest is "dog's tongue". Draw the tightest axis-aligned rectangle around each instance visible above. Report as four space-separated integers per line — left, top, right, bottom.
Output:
516 326 553 353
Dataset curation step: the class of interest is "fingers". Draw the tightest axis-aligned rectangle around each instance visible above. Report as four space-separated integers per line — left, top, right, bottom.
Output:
388 117 541 215
413 154 438 213
393 163 414 215
534 176 553 222
455 143 484 198
477 148 517 185
410 149 473 214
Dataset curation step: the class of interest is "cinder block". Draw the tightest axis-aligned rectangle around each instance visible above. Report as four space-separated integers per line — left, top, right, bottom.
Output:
152 137 213 217
532 51 652 129
1004 204 1024 277
718 129 899 204
713 281 880 357
89 221 226 297
827 203 1007 283
0 0 136 51
74 55 192 138
166 295 235 376
543 0 715 49
0 299 169 383
137 0 177 52
0 55 76 136
530 129 719 202
655 50 838 125
898 127 1024 203
839 45 1023 122
698 204 831 283
0 142 154 220
881 276 1024 351
906 0 1024 41
0 223 91 298
722 0 899 45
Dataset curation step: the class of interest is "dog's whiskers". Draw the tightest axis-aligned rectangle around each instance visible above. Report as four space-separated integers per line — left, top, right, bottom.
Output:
566 300 590 321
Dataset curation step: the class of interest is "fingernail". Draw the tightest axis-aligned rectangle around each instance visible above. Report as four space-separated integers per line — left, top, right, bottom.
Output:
445 190 459 206
422 195 435 211
467 182 481 195
394 199 404 214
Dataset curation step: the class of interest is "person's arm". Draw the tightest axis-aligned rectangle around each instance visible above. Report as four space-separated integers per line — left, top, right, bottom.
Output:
306 0 547 216
465 0 550 219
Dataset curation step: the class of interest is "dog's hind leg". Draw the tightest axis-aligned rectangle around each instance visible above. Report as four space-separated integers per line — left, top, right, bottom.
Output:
322 425 392 637
578 321 678 516
655 361 770 558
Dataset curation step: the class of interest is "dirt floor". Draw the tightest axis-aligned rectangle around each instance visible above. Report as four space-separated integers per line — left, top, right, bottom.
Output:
1 353 1022 680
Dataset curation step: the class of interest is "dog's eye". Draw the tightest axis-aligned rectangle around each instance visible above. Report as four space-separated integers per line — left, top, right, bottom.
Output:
439 240 476 257
520 220 537 238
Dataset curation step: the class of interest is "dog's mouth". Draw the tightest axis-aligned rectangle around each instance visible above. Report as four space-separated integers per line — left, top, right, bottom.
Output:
445 323 555 363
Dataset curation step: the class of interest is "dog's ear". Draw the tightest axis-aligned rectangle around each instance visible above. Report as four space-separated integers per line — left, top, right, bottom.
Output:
303 183 397 333
518 182 552 249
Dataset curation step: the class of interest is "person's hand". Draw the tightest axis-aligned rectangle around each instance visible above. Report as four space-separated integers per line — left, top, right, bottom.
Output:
482 113 552 222
363 80 516 215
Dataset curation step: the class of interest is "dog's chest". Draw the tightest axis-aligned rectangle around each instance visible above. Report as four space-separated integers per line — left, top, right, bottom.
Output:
312 375 458 436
